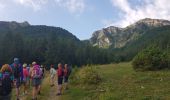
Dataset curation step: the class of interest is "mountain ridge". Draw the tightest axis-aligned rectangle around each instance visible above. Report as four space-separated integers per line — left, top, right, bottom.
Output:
90 18 170 48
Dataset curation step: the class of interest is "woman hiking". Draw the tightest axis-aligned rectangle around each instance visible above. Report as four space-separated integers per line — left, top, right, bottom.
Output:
50 64 56 87
22 63 29 95
0 64 13 100
56 63 64 96
31 62 42 100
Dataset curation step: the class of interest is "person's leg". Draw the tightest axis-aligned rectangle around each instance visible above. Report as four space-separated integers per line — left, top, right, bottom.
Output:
57 77 62 95
32 86 36 100
38 79 41 95
32 79 37 100
16 78 20 100
64 77 68 90
51 76 54 86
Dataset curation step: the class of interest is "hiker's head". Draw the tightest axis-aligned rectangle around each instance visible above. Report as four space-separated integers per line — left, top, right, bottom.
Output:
14 58 19 63
29 64 33 68
64 64 68 68
23 63 27 68
32 61 36 66
1 64 10 72
58 63 62 68
51 65 54 68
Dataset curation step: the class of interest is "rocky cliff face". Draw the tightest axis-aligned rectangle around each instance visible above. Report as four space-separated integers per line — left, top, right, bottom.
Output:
90 18 170 48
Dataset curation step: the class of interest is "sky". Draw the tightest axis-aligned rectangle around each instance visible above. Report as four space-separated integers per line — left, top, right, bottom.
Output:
0 0 170 40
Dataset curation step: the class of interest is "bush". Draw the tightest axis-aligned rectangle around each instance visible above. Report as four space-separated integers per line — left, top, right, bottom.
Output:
72 66 102 86
132 46 170 71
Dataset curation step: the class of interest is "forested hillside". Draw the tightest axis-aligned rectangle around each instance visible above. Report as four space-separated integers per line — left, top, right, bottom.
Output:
0 21 110 67
0 21 169 69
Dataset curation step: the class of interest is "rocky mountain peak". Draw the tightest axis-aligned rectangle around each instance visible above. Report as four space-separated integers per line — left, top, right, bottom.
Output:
0 21 30 30
135 18 170 26
90 18 170 48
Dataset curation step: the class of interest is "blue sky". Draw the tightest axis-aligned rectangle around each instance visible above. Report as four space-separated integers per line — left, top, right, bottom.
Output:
0 0 170 40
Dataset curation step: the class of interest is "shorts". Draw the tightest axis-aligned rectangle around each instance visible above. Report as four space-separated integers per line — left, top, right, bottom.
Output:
64 76 69 83
58 77 63 85
32 78 41 87
23 77 29 84
14 78 20 88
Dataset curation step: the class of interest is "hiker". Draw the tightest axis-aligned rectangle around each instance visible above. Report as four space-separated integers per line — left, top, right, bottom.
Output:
10 58 22 100
57 63 64 95
40 65 45 78
22 63 29 95
64 64 72 90
38 64 43 95
50 64 56 87
29 64 33 87
0 64 13 100
31 62 42 100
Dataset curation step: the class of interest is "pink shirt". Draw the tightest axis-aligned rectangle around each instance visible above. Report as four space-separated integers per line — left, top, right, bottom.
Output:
23 68 29 78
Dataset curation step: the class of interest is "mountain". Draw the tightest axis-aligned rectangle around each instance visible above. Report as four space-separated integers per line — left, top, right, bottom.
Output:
0 21 81 64
0 21 79 41
0 21 111 66
90 18 170 48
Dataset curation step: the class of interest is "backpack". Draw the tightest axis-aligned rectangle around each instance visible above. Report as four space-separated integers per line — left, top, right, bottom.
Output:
13 64 20 78
32 65 42 79
0 72 12 96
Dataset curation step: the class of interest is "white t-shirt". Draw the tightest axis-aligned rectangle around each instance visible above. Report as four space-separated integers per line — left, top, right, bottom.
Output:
50 68 56 78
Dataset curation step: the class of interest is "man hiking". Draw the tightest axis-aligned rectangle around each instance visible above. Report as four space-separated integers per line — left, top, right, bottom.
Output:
0 64 13 100
50 64 56 87
22 63 29 95
10 58 22 100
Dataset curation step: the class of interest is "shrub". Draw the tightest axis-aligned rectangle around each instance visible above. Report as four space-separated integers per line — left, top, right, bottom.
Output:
72 66 102 86
132 46 170 71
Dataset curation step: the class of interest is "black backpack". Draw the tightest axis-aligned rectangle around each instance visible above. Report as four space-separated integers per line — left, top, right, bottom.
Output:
13 64 20 78
0 72 12 96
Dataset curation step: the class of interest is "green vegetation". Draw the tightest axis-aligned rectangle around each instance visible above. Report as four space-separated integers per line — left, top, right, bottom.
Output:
132 46 170 71
63 62 170 100
10 63 170 100
111 25 170 62
0 22 111 67
0 22 169 69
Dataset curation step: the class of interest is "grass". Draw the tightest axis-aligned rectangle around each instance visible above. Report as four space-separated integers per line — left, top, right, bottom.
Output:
63 62 170 100
11 62 170 100
11 72 51 100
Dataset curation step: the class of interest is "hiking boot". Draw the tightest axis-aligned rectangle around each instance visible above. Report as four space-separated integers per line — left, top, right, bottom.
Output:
38 91 41 95
56 93 61 96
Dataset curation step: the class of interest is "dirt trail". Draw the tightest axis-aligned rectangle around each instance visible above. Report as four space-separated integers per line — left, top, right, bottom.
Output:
47 84 60 100
14 74 63 100
47 76 62 100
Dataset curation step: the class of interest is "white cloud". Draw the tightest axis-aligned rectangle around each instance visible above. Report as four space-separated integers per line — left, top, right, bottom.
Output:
110 0 170 27
0 3 5 9
14 0 48 11
55 0 85 14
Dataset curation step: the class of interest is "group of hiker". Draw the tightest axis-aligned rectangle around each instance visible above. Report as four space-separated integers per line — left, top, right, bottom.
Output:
0 58 72 100
0 58 45 100
50 63 72 95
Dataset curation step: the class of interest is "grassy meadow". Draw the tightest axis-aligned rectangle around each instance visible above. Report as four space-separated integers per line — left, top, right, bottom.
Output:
63 62 170 100
11 62 170 100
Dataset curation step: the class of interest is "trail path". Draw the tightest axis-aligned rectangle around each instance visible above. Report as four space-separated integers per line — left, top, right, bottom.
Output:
47 77 61 100
12 73 64 100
